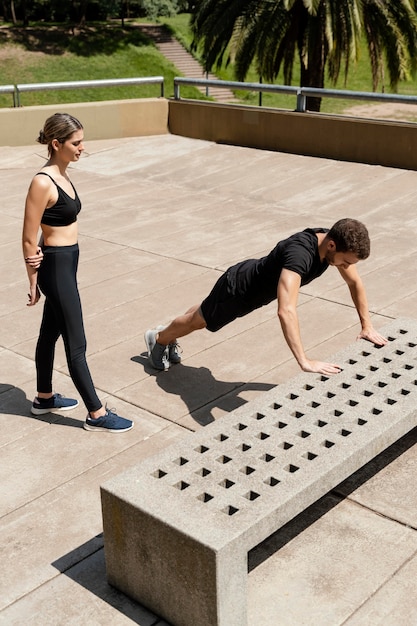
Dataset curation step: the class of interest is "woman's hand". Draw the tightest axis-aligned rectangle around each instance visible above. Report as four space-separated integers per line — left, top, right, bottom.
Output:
25 246 44 269
27 284 41 306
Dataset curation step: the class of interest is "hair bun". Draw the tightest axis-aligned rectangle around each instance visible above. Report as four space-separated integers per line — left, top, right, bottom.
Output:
37 129 46 144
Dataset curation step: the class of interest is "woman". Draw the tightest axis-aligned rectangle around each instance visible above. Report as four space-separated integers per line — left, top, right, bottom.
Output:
22 113 133 433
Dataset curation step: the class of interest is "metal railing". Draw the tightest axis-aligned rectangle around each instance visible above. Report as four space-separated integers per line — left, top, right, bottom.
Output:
173 77 417 113
12 77 165 107
3 74 417 116
0 84 16 107
296 85 417 112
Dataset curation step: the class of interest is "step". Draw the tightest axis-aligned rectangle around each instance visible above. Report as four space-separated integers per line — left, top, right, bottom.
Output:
138 23 236 102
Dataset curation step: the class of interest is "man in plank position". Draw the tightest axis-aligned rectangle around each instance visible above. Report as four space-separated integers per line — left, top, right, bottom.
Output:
145 218 387 372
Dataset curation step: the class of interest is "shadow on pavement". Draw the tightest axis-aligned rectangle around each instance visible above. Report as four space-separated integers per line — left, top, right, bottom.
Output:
52 537 161 625
131 356 277 426
0 383 84 428
249 426 417 571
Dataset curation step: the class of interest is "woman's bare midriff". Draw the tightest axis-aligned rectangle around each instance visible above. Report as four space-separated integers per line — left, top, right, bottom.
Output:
41 222 78 247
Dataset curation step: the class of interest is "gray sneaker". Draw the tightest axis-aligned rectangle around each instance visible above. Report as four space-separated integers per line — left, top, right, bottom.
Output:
144 329 169 371
168 340 182 364
156 325 182 365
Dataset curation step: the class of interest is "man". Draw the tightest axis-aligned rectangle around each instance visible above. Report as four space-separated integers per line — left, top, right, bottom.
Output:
144 218 387 373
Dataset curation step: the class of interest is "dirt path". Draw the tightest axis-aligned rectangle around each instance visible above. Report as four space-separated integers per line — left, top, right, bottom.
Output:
342 102 417 122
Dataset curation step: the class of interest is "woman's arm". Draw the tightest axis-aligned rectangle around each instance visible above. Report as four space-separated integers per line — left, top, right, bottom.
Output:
22 176 50 306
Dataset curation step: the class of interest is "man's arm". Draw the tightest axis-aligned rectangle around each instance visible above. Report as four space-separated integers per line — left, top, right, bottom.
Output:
337 264 387 346
277 269 342 374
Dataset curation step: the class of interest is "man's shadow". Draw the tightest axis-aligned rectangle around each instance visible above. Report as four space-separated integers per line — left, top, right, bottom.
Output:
132 355 276 425
0 383 83 428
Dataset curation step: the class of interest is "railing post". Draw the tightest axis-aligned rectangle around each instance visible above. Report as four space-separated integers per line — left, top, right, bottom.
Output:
174 81 180 100
296 89 306 112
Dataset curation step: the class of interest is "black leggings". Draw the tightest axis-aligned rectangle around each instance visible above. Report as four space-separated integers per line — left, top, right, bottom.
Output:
36 244 101 413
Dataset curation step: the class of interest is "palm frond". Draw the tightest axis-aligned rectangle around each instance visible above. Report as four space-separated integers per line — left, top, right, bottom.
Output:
191 0 417 108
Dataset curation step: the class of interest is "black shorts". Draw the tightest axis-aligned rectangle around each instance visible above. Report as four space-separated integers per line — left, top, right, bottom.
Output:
200 271 257 332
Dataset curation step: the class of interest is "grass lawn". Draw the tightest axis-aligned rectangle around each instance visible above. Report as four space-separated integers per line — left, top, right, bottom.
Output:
0 20 203 107
1 15 417 116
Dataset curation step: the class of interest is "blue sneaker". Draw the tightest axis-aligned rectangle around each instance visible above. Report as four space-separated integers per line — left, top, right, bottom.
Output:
31 393 79 415
83 408 133 433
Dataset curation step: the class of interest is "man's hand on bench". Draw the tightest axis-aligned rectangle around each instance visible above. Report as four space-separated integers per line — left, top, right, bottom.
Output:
357 326 388 346
300 359 343 375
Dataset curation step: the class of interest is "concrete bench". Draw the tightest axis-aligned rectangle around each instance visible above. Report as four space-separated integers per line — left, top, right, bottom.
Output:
101 317 417 626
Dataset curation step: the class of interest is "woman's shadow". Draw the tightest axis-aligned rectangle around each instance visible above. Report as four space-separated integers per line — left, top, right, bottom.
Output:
133 355 276 425
0 383 83 428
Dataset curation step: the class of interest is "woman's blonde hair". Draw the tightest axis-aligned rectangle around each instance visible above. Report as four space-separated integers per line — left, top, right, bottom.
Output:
37 113 83 156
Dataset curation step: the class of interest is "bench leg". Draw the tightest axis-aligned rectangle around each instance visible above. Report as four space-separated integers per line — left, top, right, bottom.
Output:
101 489 248 626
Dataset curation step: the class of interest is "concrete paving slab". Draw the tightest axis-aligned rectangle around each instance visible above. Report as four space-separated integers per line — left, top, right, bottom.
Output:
1 132 417 624
344 549 417 625
336 428 417 528
0 299 43 349
0 350 35 388
0 395 168 516
0 372 89 447
145 143 273 188
380 289 417 319
0 423 184 611
323 169 417 221
0 144 47 168
0 549 160 626
80 258 211 315
76 246 159 291
79 133 211 176
0 220 23 246
247 496 417 626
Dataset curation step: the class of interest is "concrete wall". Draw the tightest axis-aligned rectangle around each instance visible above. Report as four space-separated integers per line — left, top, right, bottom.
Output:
168 100 417 171
2 96 417 171
0 98 169 146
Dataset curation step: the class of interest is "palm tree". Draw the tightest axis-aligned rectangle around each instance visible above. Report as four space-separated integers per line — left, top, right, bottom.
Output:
191 0 417 111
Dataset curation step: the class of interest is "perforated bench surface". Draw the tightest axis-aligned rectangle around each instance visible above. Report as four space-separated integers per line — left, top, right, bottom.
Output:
101 318 417 626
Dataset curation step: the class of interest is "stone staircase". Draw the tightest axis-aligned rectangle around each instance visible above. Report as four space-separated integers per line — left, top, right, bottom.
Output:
138 23 236 103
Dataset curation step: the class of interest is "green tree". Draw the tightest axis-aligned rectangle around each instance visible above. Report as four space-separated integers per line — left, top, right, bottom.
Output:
139 0 179 19
191 0 417 111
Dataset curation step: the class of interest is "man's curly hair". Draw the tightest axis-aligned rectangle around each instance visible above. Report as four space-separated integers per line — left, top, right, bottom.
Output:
327 218 370 260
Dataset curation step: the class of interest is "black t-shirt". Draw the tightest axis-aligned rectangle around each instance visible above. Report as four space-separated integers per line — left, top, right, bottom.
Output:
226 228 329 308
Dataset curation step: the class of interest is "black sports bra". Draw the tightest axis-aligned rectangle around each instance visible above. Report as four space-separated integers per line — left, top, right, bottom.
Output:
38 172 81 227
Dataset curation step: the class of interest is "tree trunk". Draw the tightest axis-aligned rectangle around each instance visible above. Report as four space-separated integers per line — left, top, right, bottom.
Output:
21 0 28 26
10 0 16 25
121 0 125 27
300 63 324 112
78 0 87 26
299 5 327 112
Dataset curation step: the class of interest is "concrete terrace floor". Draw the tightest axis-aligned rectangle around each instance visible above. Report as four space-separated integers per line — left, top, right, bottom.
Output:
1 132 417 626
